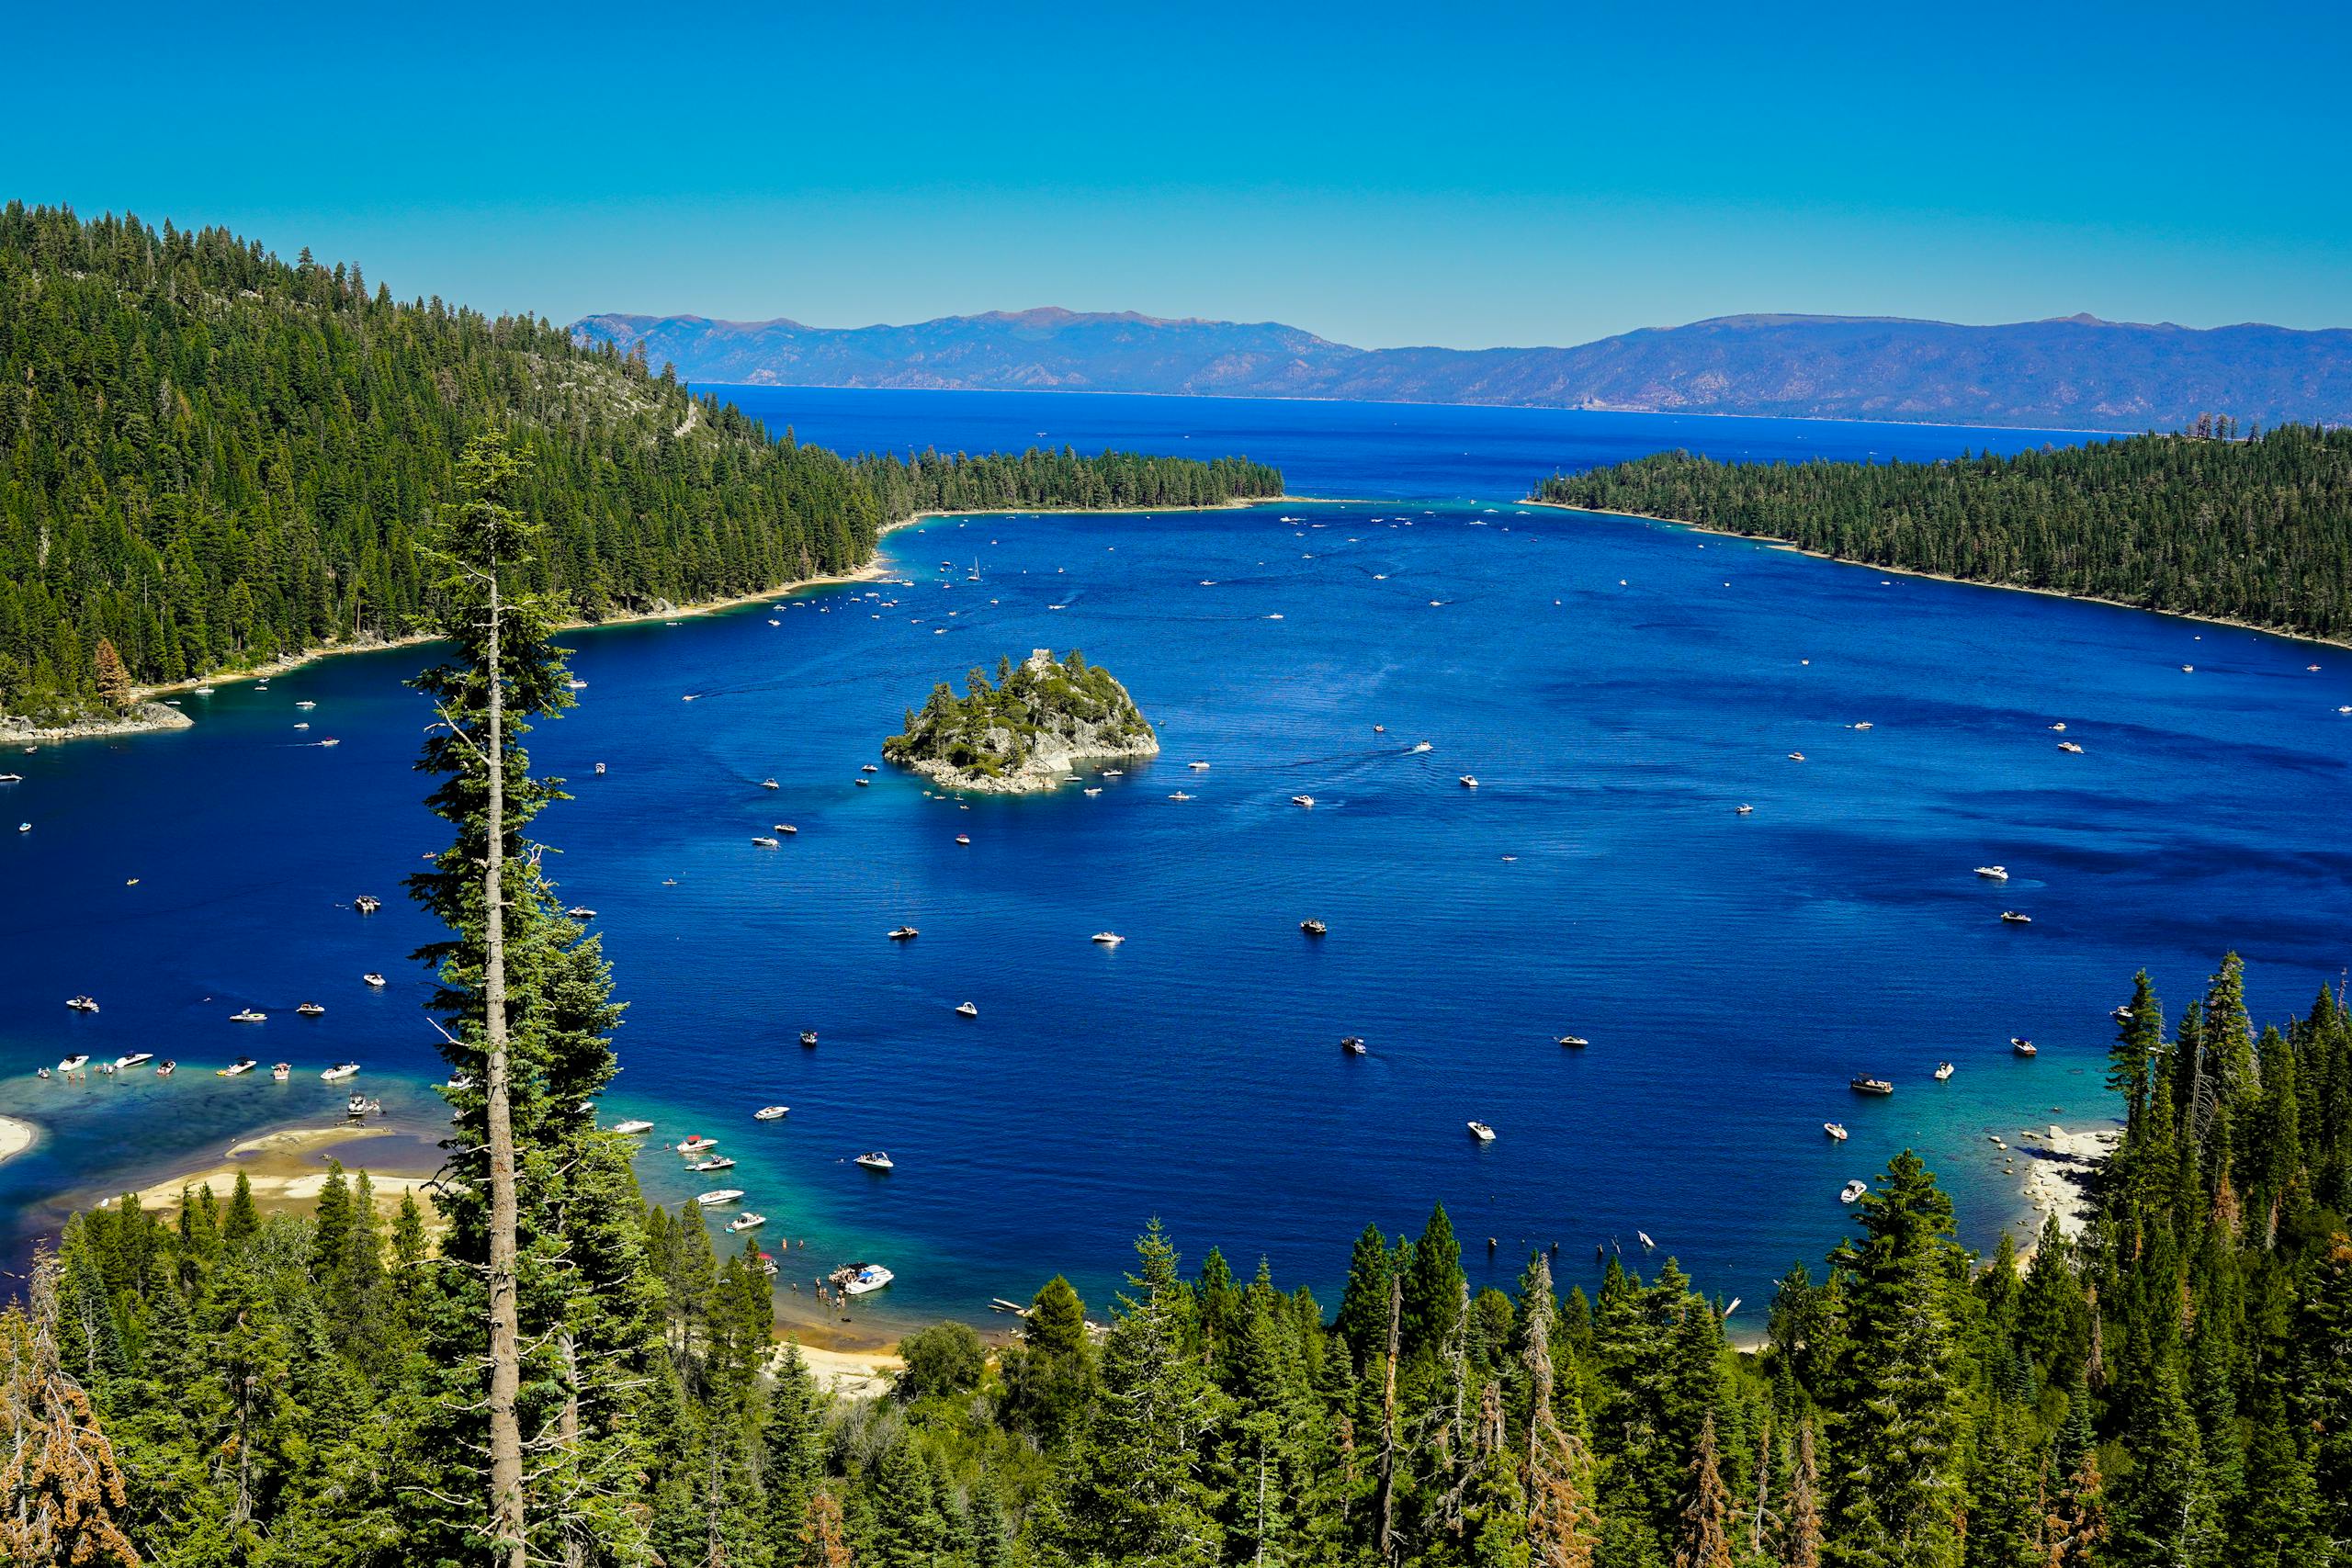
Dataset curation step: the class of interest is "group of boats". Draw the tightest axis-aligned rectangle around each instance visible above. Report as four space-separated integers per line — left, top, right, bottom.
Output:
598 1113 893 1290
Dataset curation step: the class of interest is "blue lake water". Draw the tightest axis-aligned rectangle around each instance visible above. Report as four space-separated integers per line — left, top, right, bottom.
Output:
3 389 2346 1338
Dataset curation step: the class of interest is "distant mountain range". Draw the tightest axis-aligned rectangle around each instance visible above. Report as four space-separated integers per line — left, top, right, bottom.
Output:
570 308 2352 433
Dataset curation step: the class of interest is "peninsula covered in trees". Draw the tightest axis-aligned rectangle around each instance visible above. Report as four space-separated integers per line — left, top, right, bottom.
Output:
0 204 1281 719
883 648 1159 793
1532 423 2352 644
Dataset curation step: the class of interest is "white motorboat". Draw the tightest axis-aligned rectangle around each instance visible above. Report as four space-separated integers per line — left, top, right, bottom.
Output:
675 1135 719 1155
1410 740 1432 753
862 763 879 773
761 778 779 789
777 824 797 834
1824 1122 1848 1141
1637 1231 1656 1249
728 1212 765 1232
695 1189 746 1206
322 1062 360 1082
566 906 596 919
1555 1034 1589 1048
1091 931 1124 945
1084 787 1102 796
751 836 780 848
611 1120 655 1135
1341 1035 1367 1055
886 925 921 942
1788 751 1806 761
1189 761 1210 770
1459 774 1479 788
854 1151 894 1171
1466 1121 1497 1143
220 1058 257 1077
1975 865 2009 881
1934 1062 1955 1080
842 1263 895 1295
296 700 315 710
1300 919 1328 936
2011 1037 2038 1057
2001 911 2032 925
1736 804 1753 814
272 1063 291 1082
1166 791 1193 801
446 1074 477 1091
296 1001 324 1017
956 1001 978 1018
362 973 387 987
1839 1180 1868 1204
354 895 382 913
113 1053 153 1070
57 1055 88 1074
1291 795 1316 807
687 1156 736 1172
2050 722 2066 731
65 995 98 1013
230 1008 266 1023
753 1106 788 1121
956 833 970 844
2057 741 2085 754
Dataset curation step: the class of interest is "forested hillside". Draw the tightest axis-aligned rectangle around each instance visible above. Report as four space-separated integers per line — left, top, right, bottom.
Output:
1533 423 2352 642
0 205 1279 716
17 956 2350 1566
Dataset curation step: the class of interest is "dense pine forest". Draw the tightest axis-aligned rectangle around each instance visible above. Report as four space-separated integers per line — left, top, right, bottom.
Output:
1532 425 2352 643
6 946 2345 1566
0 204 1280 717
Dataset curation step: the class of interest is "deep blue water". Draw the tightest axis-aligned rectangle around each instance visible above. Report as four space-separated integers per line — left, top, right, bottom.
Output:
4 390 2346 1339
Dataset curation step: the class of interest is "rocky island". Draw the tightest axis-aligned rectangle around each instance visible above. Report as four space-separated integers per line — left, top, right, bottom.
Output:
883 649 1158 793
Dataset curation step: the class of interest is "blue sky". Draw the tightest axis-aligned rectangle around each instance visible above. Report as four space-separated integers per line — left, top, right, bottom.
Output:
10 0 2348 346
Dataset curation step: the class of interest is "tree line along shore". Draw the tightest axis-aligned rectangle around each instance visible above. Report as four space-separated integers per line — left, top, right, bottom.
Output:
0 203 1282 725
1534 422 2352 648
12 948 2350 1567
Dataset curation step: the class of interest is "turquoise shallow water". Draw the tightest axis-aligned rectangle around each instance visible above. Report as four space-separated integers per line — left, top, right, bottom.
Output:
3 391 2346 1337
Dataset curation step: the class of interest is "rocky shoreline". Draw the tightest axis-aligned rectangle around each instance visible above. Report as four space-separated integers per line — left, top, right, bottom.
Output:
884 648 1159 795
3 701 196 745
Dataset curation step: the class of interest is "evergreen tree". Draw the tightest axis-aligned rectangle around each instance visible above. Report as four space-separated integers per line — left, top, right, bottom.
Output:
1823 1152 1964 1568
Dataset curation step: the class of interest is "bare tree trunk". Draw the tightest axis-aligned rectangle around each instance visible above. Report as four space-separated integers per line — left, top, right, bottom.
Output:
1374 1277 1401 1564
559 1331 586 1568
483 577 526 1568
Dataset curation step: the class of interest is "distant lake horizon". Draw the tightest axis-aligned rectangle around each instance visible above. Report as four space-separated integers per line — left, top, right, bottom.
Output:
3 390 2344 1341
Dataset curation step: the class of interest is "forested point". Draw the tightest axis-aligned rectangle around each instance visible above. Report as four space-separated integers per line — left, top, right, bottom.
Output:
1532 424 2352 643
0 204 1280 716
14 952 2349 1565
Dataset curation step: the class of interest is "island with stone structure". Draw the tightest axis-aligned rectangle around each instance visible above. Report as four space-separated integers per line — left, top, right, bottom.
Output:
882 649 1158 794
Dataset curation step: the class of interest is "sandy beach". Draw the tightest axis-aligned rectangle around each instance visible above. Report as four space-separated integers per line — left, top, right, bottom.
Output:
124 1123 442 1222
0 1115 39 1167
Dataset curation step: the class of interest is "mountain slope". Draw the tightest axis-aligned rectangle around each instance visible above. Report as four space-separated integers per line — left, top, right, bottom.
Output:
0 208 1279 716
573 307 2352 431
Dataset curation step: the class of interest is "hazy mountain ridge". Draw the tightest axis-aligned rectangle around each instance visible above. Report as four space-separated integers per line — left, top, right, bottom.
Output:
572 306 2352 431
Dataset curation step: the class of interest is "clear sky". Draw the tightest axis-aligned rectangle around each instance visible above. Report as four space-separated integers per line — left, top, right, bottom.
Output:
10 0 2348 347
